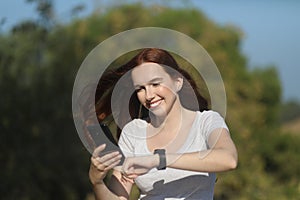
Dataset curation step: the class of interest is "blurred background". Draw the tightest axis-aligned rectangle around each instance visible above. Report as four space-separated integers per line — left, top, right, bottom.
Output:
1 0 299 199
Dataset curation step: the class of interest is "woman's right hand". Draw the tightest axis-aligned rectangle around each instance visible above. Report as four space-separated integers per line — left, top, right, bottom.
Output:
89 144 123 186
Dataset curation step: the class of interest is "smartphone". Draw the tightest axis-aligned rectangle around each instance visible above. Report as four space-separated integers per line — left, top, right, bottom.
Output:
87 123 124 164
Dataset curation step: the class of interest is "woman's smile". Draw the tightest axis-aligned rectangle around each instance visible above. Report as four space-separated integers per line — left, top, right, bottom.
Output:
147 98 163 109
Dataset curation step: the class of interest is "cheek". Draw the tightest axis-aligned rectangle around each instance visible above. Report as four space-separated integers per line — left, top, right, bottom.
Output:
159 84 177 96
136 92 145 102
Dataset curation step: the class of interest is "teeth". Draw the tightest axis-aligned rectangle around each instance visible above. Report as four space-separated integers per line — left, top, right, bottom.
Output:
150 100 161 108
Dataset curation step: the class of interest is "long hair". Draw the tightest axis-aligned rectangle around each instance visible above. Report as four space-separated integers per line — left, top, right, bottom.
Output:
94 48 208 139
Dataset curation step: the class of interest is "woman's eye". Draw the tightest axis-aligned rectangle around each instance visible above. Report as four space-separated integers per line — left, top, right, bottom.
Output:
152 83 160 87
135 86 145 92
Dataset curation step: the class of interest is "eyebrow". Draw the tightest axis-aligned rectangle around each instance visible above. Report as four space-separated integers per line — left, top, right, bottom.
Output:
134 77 164 88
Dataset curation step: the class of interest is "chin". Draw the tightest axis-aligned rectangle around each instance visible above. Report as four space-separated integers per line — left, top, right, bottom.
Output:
149 107 168 118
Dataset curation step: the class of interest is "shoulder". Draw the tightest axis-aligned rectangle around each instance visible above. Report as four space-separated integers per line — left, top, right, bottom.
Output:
122 118 148 134
196 110 225 121
121 119 147 138
195 110 228 132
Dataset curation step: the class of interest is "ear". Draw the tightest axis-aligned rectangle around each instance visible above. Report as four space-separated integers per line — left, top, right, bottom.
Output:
174 76 183 92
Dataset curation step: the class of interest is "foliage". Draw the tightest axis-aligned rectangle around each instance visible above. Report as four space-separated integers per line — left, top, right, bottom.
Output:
1 2 299 199
280 100 300 123
0 20 91 199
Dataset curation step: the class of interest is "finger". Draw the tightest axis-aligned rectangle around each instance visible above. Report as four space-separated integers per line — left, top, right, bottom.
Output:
125 174 139 179
120 173 135 183
94 155 122 173
96 151 120 163
102 154 122 167
90 157 105 171
94 153 122 171
104 158 122 171
91 156 109 172
100 154 122 170
94 160 108 172
121 169 138 179
92 144 106 157
91 156 101 166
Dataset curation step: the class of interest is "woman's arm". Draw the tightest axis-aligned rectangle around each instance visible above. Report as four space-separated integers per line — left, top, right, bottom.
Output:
91 170 134 200
89 144 134 200
167 128 238 172
122 128 238 177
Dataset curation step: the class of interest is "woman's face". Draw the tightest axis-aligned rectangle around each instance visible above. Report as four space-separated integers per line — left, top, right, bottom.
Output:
131 62 182 117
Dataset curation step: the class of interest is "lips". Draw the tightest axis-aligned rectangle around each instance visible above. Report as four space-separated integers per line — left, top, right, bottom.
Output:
147 99 163 109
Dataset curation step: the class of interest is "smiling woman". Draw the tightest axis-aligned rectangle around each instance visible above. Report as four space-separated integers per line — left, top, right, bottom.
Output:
88 48 238 200
131 62 183 119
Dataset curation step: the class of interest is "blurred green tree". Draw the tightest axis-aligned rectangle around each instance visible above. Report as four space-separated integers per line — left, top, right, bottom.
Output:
280 100 300 122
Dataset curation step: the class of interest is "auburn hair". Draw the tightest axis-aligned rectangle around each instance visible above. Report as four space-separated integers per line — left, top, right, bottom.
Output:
92 48 208 139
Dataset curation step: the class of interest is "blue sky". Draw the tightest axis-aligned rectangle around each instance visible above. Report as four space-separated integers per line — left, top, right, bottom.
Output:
1 0 300 101
195 0 300 102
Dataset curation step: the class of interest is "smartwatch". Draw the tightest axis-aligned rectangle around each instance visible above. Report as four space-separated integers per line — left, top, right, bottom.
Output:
154 149 166 170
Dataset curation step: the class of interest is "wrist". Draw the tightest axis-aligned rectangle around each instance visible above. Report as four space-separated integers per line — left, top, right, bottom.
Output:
154 149 167 170
91 179 105 187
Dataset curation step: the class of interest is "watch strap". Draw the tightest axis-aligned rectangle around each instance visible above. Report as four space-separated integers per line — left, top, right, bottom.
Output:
154 149 166 170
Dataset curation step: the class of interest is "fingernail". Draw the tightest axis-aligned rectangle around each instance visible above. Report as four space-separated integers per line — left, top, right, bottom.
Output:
100 144 106 148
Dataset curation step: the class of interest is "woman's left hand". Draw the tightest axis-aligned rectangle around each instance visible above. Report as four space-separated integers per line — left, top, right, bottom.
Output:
121 154 159 179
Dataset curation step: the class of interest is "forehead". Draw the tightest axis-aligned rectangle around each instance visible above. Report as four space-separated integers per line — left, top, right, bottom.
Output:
131 62 170 84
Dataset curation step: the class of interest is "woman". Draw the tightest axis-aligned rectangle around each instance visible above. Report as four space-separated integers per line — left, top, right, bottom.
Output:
89 48 238 199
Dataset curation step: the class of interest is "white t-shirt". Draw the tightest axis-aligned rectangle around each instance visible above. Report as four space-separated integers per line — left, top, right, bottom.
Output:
118 110 228 200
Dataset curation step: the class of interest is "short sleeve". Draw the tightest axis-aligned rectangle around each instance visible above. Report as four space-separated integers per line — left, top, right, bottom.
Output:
200 111 229 140
118 125 135 157
118 119 149 158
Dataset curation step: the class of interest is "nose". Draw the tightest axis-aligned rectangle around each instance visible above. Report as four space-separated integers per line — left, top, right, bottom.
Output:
145 86 154 101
